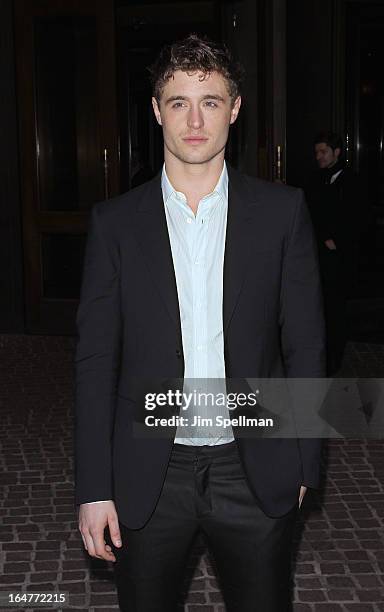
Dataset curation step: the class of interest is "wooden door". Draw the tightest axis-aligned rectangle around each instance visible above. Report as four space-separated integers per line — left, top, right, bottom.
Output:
14 0 119 333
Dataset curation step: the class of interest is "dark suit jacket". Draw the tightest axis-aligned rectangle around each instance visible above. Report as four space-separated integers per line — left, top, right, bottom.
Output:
75 165 326 529
305 167 368 291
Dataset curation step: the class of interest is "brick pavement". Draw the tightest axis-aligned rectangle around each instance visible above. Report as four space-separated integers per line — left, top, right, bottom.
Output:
0 335 383 611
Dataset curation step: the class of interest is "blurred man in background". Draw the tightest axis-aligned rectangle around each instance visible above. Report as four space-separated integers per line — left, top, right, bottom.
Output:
306 131 366 375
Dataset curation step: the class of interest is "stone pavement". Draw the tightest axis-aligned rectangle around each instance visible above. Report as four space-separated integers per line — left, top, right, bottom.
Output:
0 335 383 612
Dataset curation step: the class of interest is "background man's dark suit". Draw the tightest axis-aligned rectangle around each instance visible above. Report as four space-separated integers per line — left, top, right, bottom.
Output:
305 164 366 374
75 165 325 529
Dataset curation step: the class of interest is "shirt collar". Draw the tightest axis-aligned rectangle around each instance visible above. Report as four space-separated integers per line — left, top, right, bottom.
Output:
161 161 228 205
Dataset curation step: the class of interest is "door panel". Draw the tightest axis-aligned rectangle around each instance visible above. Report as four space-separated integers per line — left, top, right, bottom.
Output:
35 15 101 211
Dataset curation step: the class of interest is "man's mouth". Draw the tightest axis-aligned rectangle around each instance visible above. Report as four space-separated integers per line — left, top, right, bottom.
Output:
182 136 208 144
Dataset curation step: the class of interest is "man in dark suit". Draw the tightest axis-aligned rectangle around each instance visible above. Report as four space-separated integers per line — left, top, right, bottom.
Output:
305 131 366 374
76 35 325 612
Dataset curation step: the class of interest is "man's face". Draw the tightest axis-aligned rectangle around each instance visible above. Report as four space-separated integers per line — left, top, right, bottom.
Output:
152 70 241 166
315 142 341 169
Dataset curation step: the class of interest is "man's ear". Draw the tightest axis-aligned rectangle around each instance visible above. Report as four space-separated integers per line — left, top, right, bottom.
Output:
230 96 241 125
152 97 162 126
334 147 341 160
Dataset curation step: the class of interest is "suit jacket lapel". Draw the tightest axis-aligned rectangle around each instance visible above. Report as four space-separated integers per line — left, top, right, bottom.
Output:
133 175 182 334
223 166 260 333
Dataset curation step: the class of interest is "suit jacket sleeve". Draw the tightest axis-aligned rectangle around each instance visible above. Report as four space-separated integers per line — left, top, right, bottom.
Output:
74 204 121 505
280 189 326 488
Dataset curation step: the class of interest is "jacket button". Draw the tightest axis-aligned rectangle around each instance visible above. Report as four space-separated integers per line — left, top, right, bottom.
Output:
176 349 182 359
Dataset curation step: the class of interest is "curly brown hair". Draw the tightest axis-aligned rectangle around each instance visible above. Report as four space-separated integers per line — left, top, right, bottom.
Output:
148 34 244 105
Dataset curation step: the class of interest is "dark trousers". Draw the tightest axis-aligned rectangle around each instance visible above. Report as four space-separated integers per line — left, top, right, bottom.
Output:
323 286 347 375
319 248 349 375
113 441 298 612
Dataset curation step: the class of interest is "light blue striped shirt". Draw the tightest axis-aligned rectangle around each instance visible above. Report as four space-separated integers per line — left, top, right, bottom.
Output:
162 162 234 445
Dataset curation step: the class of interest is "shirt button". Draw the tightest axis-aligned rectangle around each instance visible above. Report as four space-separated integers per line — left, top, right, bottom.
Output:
186 218 192 224
197 345 203 351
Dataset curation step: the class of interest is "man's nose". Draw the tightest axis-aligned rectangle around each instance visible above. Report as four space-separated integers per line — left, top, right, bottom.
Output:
187 105 204 129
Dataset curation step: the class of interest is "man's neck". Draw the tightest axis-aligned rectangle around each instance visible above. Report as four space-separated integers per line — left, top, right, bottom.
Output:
164 155 225 215
326 159 339 170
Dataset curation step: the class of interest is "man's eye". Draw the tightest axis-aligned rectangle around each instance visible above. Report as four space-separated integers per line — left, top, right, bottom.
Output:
205 101 218 108
172 102 185 108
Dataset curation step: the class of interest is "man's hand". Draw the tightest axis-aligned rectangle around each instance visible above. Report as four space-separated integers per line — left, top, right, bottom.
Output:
78 501 121 562
325 239 337 250
299 485 307 508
